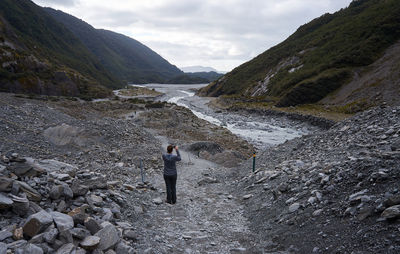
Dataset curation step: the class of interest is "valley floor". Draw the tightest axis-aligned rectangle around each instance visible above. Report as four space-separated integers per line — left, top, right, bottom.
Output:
0 93 399 254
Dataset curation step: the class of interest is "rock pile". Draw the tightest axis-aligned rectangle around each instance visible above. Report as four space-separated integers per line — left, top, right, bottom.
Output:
236 106 400 253
0 153 145 254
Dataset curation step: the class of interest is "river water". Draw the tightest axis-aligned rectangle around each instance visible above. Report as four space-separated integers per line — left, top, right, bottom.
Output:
132 83 312 150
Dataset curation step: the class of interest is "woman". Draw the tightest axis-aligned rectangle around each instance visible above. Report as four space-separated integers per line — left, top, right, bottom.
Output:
162 145 181 204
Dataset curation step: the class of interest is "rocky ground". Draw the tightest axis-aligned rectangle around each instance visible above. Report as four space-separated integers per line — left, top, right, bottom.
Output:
0 92 256 253
1 91 400 254
233 105 400 253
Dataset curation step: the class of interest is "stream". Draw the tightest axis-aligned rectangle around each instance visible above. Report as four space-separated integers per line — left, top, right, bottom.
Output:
134 83 314 150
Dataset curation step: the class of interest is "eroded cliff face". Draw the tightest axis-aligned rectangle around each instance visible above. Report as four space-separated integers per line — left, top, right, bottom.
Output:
320 40 400 110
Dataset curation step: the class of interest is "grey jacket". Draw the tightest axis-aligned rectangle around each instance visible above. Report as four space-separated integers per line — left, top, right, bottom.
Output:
162 150 181 176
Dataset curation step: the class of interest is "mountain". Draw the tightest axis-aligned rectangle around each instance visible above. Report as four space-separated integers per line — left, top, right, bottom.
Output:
198 0 400 113
166 71 223 84
181 66 219 73
44 8 183 84
0 0 122 99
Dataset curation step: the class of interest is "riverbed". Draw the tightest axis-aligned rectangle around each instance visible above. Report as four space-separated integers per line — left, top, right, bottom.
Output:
132 84 316 150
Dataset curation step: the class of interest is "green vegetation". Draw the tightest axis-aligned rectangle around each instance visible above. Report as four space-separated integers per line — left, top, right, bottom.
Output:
0 0 122 90
44 8 183 84
200 0 400 107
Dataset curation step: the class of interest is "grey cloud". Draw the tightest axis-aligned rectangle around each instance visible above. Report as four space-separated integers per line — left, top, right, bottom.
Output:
34 0 79 7
32 0 353 70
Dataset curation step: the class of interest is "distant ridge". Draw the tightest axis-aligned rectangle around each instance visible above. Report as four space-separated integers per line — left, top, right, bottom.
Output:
181 66 219 73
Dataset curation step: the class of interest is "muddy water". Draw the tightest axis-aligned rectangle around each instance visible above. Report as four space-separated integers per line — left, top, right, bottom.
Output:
136 83 313 150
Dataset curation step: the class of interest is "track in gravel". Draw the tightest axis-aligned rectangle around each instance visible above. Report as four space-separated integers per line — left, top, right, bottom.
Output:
134 136 262 253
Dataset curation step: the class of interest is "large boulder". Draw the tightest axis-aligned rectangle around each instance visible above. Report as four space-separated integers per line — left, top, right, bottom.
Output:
23 210 54 238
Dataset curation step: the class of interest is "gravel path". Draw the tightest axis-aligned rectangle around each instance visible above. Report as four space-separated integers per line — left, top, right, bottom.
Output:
131 136 263 253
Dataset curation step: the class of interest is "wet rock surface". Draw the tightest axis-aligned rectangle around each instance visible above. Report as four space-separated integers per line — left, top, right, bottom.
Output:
234 105 400 253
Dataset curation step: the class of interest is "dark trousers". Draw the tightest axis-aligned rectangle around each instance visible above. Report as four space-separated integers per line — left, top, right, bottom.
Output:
163 174 177 204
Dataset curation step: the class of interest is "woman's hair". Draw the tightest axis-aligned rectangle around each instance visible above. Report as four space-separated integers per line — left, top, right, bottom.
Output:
167 145 174 153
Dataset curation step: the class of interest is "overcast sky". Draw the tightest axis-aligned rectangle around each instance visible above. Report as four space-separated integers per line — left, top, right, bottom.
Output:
32 0 352 72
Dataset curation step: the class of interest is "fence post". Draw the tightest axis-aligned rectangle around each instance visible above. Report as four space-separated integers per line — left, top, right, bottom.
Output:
252 153 256 173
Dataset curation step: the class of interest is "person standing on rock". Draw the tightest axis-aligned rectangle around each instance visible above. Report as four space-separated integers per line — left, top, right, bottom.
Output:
162 145 181 204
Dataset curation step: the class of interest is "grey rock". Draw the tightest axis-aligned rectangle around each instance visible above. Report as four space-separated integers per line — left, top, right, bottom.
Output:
87 194 103 207
11 194 30 216
312 209 323 217
35 159 77 176
29 232 45 244
84 177 108 190
71 181 89 197
7 240 27 250
0 229 12 241
50 185 64 200
80 235 100 251
115 242 134 254
243 194 253 200
0 242 6 254
84 217 102 235
289 203 300 213
8 162 32 176
51 212 74 231
0 193 13 209
16 243 43 254
55 243 75 254
57 200 67 212
152 197 163 205
381 205 400 219
197 177 219 186
75 248 87 254
62 186 73 199
15 181 42 201
384 194 400 207
70 228 90 240
23 210 54 238
43 228 58 244
59 229 73 243
94 224 120 250
0 177 13 192
123 230 137 241
102 208 114 221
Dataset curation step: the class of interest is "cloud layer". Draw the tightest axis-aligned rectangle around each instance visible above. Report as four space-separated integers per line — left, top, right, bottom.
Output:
33 0 352 71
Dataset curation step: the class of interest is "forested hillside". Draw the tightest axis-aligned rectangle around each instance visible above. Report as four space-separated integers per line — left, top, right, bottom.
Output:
44 8 183 84
199 0 400 111
0 0 121 98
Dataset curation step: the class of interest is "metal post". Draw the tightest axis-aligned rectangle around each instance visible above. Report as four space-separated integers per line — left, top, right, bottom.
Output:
252 153 256 173
140 158 145 183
